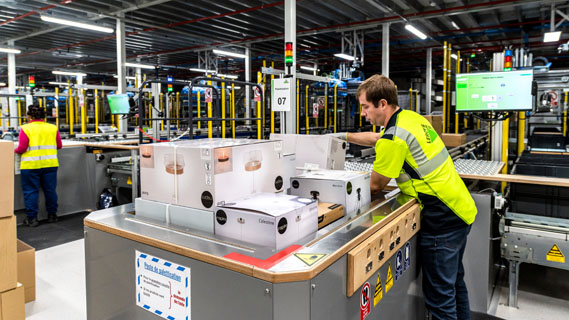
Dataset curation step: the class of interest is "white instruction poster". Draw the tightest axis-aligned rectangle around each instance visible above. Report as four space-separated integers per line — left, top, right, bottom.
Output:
135 250 191 320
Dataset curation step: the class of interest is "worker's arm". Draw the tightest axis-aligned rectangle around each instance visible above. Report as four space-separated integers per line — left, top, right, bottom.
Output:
14 129 29 154
370 170 391 194
346 132 381 147
56 131 63 149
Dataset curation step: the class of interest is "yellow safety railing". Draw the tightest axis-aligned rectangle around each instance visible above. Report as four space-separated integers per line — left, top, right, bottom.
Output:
176 92 180 129
296 79 300 134
502 113 509 192
81 89 86 134
518 112 525 156
95 89 99 133
271 61 275 134
197 91 201 130
442 41 447 134
257 72 262 139
447 43 452 133
69 86 74 135
324 84 328 130
564 92 568 137
305 84 309 135
207 75 212 138
455 51 460 134
231 83 236 139
160 92 164 131
222 77 226 138
334 84 337 133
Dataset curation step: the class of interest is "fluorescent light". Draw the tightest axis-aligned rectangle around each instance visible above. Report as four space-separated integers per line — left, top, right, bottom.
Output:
48 82 71 86
334 53 355 61
0 82 6 86
213 49 247 59
217 74 238 79
451 21 460 30
451 54 457 60
189 68 215 73
52 70 87 77
0 48 21 54
113 75 136 80
40 15 114 33
405 24 427 40
544 31 561 43
231 86 241 89
125 62 155 69
300 66 317 71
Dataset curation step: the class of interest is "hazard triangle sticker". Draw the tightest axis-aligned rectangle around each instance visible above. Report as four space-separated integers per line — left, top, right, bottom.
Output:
294 253 327 266
385 263 393 293
546 244 565 263
373 272 383 306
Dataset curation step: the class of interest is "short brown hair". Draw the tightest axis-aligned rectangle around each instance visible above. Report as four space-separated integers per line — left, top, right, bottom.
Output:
356 74 398 108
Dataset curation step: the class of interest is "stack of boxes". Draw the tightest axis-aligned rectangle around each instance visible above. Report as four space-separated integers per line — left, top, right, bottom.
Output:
137 138 319 250
0 141 25 320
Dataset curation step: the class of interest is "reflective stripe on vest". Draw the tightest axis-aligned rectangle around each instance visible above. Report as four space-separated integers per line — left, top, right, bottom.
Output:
21 154 58 161
27 145 58 151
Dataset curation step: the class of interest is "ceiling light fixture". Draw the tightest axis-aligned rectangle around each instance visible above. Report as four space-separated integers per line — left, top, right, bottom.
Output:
40 15 114 33
451 21 460 30
451 54 458 60
125 62 155 69
334 53 355 61
0 48 21 54
0 82 6 86
300 66 317 71
48 82 71 86
543 31 561 43
113 75 136 80
405 24 427 40
213 49 247 59
217 74 239 79
52 70 87 77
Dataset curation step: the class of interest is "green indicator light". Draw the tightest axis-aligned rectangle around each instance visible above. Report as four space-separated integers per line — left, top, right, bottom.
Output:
285 57 293 64
470 53 476 58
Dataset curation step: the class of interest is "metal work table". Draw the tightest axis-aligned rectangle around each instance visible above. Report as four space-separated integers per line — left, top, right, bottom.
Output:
84 197 425 320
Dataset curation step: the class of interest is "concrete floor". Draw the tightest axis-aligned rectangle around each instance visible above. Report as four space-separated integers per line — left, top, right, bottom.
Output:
23 238 569 320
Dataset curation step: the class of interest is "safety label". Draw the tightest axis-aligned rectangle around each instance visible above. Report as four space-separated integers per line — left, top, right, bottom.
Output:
271 78 292 111
294 253 327 266
385 263 393 293
546 244 565 263
373 272 383 307
360 282 371 320
205 87 212 103
404 242 411 271
395 249 403 281
135 250 191 320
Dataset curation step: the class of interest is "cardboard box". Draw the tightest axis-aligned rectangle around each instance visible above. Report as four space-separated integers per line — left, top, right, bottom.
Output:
290 170 371 215
0 283 24 320
16 240 35 303
441 133 466 147
423 115 443 136
0 217 17 293
215 193 318 250
0 141 14 218
317 202 344 229
270 134 346 170
140 139 285 210
282 153 296 192
134 198 214 233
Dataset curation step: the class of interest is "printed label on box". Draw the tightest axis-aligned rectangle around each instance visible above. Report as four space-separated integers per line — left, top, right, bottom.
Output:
136 250 191 320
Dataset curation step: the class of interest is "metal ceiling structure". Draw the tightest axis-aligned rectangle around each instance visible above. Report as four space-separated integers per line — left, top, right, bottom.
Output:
1 0 568 84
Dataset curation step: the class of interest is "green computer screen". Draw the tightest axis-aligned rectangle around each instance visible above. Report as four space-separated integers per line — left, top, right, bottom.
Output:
107 94 131 115
456 70 533 112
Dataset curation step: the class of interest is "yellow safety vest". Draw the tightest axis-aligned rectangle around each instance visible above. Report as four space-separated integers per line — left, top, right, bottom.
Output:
20 121 59 170
376 109 476 228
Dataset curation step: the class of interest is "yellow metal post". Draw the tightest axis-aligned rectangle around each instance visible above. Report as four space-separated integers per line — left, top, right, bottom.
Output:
197 91 201 130
502 113 509 192
257 72 262 139
81 90 86 134
221 77 226 138
271 61 275 134
148 92 152 128
296 79 300 134
69 86 74 135
160 92 164 131
447 43 452 133
455 51 460 134
207 75 212 138
325 85 328 130
95 89 99 133
305 84 309 135
409 88 413 111
176 92 180 129
262 61 266 134
17 98 21 126
517 111 525 156
442 41 447 134
564 92 568 137
359 102 362 127
334 84 338 133
231 83 236 139
467 57 470 73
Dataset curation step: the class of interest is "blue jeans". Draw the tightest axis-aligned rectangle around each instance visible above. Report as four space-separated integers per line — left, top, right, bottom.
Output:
20 167 58 219
419 224 471 320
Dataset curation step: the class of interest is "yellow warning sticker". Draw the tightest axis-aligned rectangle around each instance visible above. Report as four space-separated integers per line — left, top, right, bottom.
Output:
373 272 383 306
294 253 328 266
385 263 393 293
546 244 565 263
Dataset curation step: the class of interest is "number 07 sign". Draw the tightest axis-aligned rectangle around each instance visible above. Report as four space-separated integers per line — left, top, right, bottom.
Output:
271 78 292 112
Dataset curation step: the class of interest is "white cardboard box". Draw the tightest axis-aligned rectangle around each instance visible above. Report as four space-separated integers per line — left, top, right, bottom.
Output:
134 198 214 233
214 193 318 250
289 170 371 215
270 134 346 170
140 139 285 210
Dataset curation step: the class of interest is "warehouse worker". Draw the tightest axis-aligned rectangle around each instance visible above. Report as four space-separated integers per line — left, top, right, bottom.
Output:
15 105 62 227
337 75 477 320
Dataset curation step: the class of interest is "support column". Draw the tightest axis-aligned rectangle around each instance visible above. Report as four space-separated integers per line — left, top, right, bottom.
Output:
7 40 17 130
426 48 432 115
382 23 390 77
136 57 142 89
284 0 297 134
508 260 520 308
116 15 128 133
245 47 251 125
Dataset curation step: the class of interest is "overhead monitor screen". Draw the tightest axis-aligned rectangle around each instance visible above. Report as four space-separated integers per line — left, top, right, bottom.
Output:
107 94 131 115
456 70 533 112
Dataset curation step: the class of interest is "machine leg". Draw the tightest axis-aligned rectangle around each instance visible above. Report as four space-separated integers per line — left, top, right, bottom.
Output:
508 260 520 308
131 148 139 201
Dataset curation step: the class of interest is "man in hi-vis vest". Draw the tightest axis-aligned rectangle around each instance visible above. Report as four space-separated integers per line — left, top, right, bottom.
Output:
15 105 62 227
336 75 477 320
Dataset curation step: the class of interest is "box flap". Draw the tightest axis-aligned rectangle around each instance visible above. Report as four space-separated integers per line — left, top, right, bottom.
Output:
296 169 368 181
220 193 315 217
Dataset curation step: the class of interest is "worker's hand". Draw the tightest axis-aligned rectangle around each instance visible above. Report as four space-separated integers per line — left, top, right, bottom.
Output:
327 132 348 141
